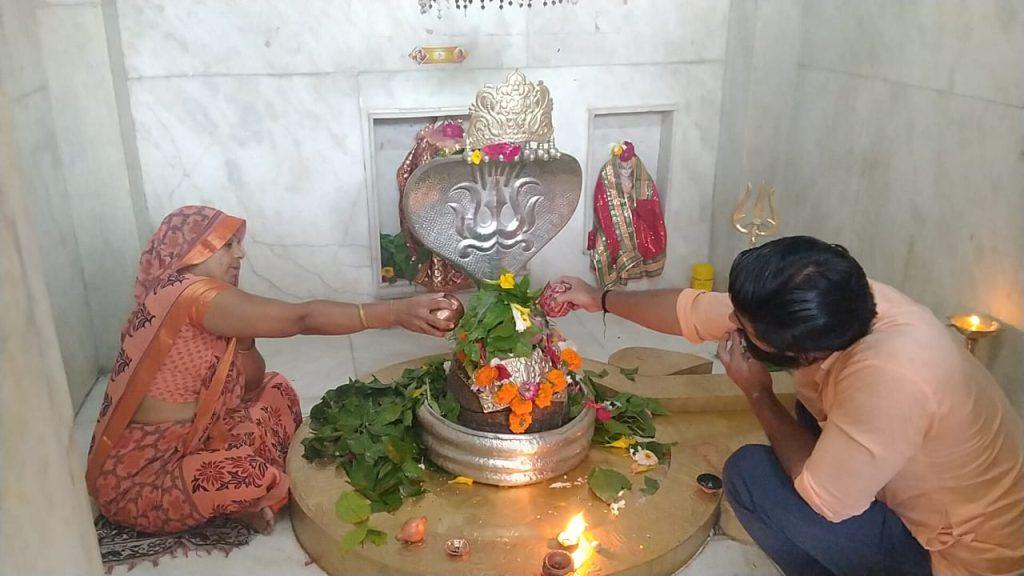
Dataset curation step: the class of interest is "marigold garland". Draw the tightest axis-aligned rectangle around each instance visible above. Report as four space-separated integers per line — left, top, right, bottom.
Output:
474 365 498 387
535 382 554 408
494 382 518 406
545 369 567 392
509 395 533 415
509 411 532 433
561 348 582 371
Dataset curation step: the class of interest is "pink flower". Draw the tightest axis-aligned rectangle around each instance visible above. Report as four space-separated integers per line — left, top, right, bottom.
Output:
441 123 464 139
619 140 636 162
482 142 522 162
585 399 613 422
495 363 512 381
518 381 539 400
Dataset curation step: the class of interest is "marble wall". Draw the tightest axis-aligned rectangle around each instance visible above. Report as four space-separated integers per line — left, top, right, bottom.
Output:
710 0 1024 415
1 0 104 409
115 0 730 299
0 0 104 571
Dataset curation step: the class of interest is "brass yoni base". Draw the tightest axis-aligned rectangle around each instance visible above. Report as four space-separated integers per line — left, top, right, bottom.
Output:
287 352 794 576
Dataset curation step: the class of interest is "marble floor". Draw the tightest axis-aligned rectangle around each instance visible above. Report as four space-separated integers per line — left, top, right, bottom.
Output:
72 310 779 575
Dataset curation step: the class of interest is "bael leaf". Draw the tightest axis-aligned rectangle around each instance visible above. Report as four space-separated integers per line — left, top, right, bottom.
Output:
588 467 632 504
339 522 369 553
365 528 389 547
642 476 660 496
335 491 372 524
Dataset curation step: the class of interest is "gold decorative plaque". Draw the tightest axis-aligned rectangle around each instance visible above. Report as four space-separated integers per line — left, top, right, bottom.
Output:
409 46 468 65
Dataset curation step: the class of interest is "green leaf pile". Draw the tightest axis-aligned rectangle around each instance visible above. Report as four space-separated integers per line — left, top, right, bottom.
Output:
450 274 543 367
572 368 674 461
302 360 453 515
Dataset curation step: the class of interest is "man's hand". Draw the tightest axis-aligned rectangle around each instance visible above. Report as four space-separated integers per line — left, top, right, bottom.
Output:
717 330 774 399
553 276 603 313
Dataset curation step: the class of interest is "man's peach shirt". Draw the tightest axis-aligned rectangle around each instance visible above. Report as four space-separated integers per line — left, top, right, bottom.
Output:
676 281 1024 575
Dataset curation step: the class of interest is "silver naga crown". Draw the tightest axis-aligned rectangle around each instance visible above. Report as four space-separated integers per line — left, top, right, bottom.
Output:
403 71 582 281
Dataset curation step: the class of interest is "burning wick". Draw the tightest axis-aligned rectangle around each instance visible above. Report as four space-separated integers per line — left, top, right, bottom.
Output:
554 513 595 574
557 513 586 548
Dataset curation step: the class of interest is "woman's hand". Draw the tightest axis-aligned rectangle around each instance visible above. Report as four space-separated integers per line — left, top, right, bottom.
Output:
393 294 457 337
553 276 603 313
717 330 774 399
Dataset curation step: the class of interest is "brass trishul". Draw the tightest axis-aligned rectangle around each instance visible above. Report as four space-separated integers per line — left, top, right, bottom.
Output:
732 181 779 247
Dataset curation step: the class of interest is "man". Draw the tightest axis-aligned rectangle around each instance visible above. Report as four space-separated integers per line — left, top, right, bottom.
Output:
556 236 1023 575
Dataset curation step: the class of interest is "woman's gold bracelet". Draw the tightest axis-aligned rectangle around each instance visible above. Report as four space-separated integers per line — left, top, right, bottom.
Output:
357 303 369 329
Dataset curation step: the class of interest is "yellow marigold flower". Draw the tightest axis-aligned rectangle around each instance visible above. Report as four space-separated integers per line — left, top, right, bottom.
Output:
560 348 582 372
545 369 567 392
494 382 518 406
470 149 483 165
474 365 498 387
611 143 624 157
535 382 554 408
498 272 515 289
381 266 395 280
510 395 533 415
509 410 533 434
448 476 474 486
605 436 636 449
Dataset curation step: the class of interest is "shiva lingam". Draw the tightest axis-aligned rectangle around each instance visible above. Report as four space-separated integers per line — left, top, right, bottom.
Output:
403 70 594 486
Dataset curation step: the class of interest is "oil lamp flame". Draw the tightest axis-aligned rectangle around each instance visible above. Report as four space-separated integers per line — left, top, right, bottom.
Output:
557 513 587 548
571 534 594 571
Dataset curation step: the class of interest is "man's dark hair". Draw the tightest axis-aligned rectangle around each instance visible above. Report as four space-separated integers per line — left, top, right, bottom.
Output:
728 236 876 356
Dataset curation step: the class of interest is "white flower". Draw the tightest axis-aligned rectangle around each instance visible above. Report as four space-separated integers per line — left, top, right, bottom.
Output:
631 449 659 467
443 361 452 371
557 339 578 352
610 498 627 516
511 303 532 333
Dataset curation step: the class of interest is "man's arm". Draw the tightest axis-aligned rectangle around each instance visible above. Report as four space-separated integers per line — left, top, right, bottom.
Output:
718 331 816 478
554 276 722 337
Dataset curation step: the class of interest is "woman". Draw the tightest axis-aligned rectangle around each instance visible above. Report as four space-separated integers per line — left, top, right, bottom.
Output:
86 206 456 535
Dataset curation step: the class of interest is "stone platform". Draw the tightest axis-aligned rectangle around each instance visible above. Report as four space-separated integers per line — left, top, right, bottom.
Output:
286 351 794 575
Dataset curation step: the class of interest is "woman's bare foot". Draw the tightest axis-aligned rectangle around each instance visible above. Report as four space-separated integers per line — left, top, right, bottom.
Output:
231 506 275 535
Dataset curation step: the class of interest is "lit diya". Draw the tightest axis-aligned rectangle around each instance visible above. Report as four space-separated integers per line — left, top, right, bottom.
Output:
547 513 596 575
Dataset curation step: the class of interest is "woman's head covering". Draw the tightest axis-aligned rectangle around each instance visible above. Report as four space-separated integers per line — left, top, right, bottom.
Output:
134 205 246 303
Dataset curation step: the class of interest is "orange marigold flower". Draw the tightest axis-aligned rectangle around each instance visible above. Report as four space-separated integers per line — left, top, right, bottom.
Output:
509 395 533 415
455 350 467 363
474 365 498 387
494 382 518 406
546 369 567 392
535 382 554 408
509 411 533 434
458 332 468 342
560 348 582 371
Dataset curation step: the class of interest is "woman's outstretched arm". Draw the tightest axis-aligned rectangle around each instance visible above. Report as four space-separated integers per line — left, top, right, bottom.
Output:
202 286 457 339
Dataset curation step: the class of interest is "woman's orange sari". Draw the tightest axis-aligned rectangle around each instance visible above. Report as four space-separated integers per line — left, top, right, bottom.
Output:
86 206 301 533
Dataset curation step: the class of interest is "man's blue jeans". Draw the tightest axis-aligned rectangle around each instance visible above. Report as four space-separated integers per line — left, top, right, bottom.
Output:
723 405 932 575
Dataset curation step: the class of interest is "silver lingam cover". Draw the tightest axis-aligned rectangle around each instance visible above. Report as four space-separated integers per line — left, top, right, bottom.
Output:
402 70 583 281
403 157 582 281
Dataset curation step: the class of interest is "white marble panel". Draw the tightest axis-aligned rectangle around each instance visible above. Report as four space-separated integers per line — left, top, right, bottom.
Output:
799 0 1024 107
0 0 48 97
526 0 729 66
115 0 529 77
131 73 375 300
37 2 141 368
359 63 724 290
11 90 100 409
780 68 1024 410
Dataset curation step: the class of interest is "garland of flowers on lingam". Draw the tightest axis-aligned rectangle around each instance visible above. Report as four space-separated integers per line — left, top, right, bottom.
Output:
451 271 582 433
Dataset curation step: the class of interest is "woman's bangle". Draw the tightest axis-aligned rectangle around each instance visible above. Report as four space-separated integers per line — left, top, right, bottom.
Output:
357 303 369 329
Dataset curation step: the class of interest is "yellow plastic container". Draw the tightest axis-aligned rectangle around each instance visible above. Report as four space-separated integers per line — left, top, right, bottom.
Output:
690 263 715 291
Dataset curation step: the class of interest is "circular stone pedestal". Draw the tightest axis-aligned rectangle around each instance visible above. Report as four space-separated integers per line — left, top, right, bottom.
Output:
288 356 760 576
